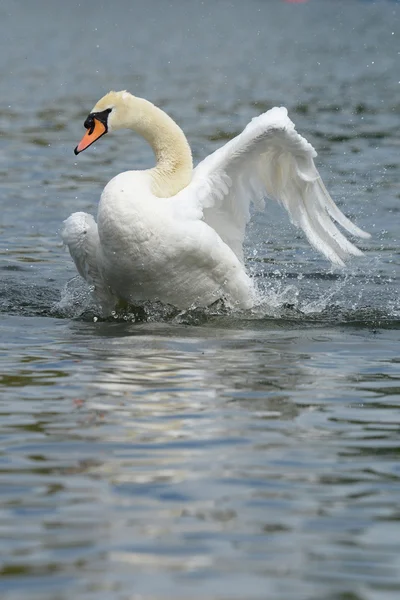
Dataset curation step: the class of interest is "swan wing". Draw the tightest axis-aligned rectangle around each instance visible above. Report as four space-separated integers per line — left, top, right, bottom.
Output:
184 107 370 266
62 212 114 308
62 212 101 283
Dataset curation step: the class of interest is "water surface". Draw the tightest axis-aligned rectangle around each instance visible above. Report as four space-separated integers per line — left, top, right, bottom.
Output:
0 1 399 599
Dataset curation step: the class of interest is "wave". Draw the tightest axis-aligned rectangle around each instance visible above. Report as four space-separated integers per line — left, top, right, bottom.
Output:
1 273 398 330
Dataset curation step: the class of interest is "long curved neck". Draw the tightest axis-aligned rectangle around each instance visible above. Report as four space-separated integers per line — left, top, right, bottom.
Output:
125 96 193 198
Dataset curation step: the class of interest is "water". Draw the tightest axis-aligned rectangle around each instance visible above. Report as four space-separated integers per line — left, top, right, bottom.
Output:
0 0 399 598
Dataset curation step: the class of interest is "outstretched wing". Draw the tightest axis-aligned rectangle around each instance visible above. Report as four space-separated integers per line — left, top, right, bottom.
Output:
184 107 370 265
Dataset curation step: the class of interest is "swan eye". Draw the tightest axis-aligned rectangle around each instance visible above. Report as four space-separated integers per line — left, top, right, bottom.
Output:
83 115 95 134
83 108 112 134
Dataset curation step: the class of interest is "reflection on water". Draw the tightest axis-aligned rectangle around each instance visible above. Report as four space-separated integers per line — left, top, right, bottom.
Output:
1 316 400 599
1 0 400 598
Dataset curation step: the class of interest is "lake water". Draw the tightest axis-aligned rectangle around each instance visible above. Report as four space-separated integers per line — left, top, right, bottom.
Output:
1 1 399 599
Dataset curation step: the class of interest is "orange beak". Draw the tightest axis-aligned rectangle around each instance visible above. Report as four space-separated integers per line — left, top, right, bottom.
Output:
74 118 107 155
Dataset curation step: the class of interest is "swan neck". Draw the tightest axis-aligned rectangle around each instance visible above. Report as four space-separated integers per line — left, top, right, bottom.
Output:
127 97 193 197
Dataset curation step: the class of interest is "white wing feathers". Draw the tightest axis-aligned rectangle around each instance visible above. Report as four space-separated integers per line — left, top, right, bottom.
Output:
62 212 117 310
187 107 370 266
62 212 100 283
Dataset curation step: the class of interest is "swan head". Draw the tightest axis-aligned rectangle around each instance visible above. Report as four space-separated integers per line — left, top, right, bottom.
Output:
74 90 134 155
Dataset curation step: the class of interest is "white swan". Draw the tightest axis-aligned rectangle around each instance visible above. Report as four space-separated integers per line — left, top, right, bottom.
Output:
62 90 370 313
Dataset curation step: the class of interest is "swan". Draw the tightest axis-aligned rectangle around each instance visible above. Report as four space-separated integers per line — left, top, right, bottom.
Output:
62 90 370 313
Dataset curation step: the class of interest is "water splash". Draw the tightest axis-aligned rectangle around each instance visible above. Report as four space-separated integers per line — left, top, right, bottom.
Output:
52 276 95 319
1 255 398 329
47 266 400 329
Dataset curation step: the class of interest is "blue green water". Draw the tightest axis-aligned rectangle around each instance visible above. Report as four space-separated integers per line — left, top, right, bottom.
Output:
1 1 399 599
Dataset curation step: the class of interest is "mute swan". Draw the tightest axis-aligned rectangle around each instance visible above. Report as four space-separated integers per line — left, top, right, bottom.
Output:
62 90 369 313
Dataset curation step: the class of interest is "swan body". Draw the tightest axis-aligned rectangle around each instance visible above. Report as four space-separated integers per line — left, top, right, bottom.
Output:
62 90 370 313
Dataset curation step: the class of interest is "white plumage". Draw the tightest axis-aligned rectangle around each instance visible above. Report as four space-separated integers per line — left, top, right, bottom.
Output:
62 91 369 314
